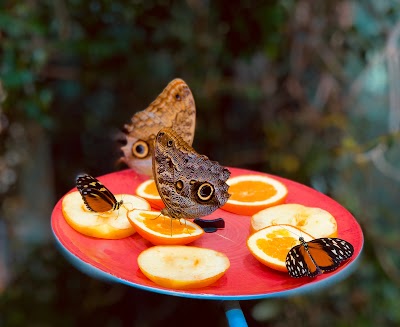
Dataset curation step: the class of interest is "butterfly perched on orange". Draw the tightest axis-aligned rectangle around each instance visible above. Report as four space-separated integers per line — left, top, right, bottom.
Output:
285 237 354 278
76 174 123 212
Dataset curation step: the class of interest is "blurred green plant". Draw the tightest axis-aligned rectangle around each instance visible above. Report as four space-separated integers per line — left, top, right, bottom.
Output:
1 0 400 326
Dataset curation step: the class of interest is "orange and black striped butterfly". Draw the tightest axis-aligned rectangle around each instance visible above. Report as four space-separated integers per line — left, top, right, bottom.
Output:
285 237 354 278
76 174 123 212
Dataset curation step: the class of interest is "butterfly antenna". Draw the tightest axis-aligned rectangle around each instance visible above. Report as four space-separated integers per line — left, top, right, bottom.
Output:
277 223 304 240
214 233 235 243
149 212 162 220
183 218 191 235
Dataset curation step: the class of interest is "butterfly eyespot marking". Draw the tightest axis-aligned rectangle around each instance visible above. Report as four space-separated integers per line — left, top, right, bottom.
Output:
175 93 181 101
175 180 184 191
132 140 149 159
197 183 214 201
167 139 173 147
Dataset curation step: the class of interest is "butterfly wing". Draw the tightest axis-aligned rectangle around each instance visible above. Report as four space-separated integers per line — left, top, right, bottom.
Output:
286 244 322 278
308 238 354 272
152 128 230 220
119 79 196 176
286 237 355 278
76 174 119 212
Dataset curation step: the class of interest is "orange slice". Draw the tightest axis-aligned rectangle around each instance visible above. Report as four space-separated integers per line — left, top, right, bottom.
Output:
247 224 314 272
62 191 151 239
136 179 164 209
250 203 337 238
221 174 288 216
127 210 204 245
138 245 230 289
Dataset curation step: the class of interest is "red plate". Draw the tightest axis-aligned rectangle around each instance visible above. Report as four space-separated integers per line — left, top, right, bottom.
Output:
51 168 363 300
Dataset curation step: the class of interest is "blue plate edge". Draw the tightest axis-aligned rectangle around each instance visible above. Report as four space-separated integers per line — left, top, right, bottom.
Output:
51 227 364 301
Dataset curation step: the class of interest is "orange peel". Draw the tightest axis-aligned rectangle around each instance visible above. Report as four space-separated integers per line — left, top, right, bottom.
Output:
221 174 288 216
127 210 204 245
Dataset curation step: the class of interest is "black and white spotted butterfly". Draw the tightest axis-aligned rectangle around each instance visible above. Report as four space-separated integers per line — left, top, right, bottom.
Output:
285 237 354 278
76 174 123 212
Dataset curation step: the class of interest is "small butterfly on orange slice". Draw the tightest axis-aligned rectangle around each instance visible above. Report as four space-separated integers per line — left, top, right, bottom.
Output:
285 236 354 278
61 174 151 239
76 174 123 212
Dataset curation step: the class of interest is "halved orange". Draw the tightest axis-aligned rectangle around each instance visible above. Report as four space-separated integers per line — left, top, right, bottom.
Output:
136 179 164 209
247 224 314 272
250 203 338 238
221 174 288 216
138 245 230 289
127 210 204 245
62 191 151 239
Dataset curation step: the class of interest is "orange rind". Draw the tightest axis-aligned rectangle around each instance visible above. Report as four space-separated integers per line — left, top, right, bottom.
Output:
127 210 204 245
247 224 314 272
136 179 164 209
221 174 288 216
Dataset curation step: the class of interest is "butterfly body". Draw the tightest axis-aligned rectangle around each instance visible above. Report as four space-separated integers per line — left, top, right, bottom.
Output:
120 79 196 176
76 174 123 212
152 128 231 220
286 237 354 278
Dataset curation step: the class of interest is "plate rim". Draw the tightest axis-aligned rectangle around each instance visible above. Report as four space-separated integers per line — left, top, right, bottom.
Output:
51 167 364 300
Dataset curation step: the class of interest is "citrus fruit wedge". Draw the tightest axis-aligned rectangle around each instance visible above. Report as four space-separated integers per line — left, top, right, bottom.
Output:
135 179 164 209
62 191 151 239
221 174 288 216
127 210 204 245
247 224 314 272
138 245 230 289
250 203 337 238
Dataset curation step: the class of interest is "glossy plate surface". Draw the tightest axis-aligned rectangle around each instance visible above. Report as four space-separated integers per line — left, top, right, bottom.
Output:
51 168 363 300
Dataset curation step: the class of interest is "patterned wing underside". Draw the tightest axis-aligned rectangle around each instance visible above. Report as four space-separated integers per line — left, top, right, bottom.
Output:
286 238 354 278
76 174 120 212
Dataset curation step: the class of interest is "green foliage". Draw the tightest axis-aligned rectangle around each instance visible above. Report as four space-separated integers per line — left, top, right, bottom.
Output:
1 0 400 326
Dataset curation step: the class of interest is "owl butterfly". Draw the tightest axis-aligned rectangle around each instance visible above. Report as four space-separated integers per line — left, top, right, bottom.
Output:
152 128 231 220
119 79 196 176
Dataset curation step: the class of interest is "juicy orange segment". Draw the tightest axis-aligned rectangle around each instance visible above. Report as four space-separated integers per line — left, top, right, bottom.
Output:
229 180 278 202
127 210 204 245
247 224 314 272
221 175 288 216
250 203 338 238
136 179 164 209
138 245 230 289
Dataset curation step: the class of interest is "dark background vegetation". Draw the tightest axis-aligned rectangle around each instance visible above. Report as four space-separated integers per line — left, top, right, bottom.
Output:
1 1 400 326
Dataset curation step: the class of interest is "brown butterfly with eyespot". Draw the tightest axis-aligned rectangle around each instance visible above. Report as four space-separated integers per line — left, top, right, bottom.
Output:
119 79 196 176
152 128 231 220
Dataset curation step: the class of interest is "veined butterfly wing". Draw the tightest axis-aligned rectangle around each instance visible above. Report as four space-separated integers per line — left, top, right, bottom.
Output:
286 237 354 278
76 174 122 212
119 79 196 176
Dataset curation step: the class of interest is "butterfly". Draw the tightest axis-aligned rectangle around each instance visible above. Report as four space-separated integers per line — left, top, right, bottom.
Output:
285 237 354 278
76 174 123 212
119 78 196 176
152 128 231 220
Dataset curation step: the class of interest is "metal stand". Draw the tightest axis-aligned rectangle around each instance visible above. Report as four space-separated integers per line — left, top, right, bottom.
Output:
223 300 248 327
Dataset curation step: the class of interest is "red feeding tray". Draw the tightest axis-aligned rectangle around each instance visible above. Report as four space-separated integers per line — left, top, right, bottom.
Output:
51 167 363 300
